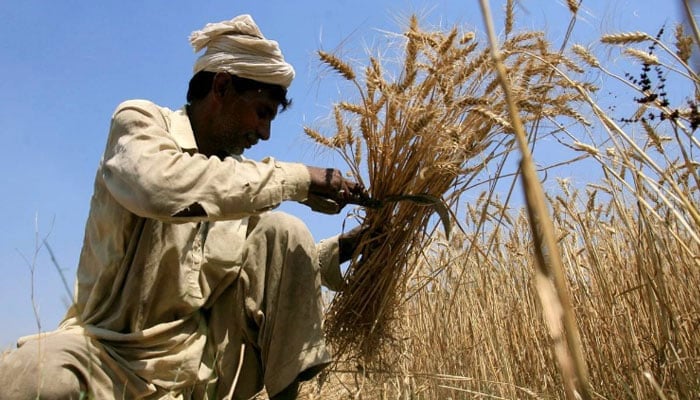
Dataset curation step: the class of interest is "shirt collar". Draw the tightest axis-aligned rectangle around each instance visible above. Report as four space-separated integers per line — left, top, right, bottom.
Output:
169 106 198 152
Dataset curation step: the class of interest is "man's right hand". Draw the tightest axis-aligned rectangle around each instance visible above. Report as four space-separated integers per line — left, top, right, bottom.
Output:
304 166 368 213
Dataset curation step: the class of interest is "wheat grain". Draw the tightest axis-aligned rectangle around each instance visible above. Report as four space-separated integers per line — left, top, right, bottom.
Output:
303 126 333 147
572 141 600 156
460 31 476 44
319 50 356 81
408 109 436 135
623 48 660 65
472 106 512 130
549 52 586 73
572 44 601 68
400 15 420 91
506 31 544 44
641 120 669 154
600 31 650 44
354 136 363 167
505 0 514 37
338 101 365 115
555 104 592 125
454 96 490 108
330 106 352 148
674 24 693 63
439 28 459 58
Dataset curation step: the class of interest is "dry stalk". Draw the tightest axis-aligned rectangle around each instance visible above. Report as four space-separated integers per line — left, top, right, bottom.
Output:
307 13 591 367
681 0 700 55
478 1 591 399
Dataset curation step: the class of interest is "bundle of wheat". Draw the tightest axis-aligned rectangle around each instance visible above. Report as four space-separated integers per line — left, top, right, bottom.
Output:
306 15 589 363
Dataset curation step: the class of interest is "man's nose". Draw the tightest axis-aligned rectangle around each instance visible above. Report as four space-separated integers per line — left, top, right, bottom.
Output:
258 119 271 141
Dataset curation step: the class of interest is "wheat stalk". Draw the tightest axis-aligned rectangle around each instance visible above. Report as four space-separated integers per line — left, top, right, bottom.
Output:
479 1 591 398
308 13 593 367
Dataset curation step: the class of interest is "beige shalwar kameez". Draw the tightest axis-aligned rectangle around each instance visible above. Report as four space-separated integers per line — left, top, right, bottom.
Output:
0 99 344 399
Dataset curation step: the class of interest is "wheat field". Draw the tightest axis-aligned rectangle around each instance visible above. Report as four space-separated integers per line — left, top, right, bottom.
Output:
299 1 700 398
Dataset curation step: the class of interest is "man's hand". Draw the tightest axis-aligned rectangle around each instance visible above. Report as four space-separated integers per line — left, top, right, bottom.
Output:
303 166 368 214
338 225 366 264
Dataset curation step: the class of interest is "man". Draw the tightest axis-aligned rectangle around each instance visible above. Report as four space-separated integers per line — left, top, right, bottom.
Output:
0 14 365 399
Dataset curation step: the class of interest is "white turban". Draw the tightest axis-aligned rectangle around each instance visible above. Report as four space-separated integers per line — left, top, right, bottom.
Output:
189 14 295 88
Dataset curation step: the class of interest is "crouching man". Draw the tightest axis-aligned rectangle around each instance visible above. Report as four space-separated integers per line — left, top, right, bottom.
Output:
0 14 364 400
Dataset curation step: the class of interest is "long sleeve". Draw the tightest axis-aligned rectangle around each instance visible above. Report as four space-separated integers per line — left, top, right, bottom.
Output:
101 100 310 223
317 235 344 291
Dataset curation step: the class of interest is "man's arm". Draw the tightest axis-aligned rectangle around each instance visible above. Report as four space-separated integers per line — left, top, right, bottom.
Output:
317 225 365 291
102 101 310 222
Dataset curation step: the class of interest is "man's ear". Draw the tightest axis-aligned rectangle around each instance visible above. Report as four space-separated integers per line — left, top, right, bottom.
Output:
212 73 230 100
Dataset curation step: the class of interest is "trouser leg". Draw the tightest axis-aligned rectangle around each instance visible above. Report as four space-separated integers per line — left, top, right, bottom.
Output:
0 329 156 400
206 211 331 399
0 332 87 400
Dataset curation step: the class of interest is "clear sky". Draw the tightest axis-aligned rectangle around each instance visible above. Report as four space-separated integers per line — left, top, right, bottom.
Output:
0 1 686 349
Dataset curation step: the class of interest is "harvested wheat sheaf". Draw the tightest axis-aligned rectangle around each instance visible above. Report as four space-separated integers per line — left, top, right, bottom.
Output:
308 15 589 364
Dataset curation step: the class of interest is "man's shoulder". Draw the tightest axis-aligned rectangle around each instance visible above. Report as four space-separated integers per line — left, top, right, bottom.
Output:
110 99 183 131
112 99 166 117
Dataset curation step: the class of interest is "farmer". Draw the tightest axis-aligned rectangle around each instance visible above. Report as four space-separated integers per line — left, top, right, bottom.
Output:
0 14 365 400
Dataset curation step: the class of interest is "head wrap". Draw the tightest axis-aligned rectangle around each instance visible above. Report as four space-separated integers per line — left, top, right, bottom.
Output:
189 14 295 88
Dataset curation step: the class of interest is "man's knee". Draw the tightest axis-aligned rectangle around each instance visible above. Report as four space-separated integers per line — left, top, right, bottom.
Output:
257 212 313 243
0 342 84 400
34 367 83 399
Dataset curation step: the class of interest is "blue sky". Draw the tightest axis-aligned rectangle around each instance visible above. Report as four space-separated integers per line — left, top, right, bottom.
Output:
0 1 686 349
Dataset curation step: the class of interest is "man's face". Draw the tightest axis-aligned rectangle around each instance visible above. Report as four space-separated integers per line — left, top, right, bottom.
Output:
210 83 280 156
